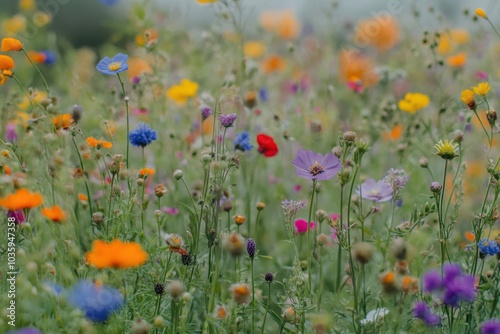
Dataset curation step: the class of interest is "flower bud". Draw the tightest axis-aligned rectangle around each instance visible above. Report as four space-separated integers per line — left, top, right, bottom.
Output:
92 212 105 224
264 272 274 282
230 283 251 304
317 233 329 246
247 238 256 259
352 242 374 264
391 238 407 260
154 183 167 198
419 157 428 168
168 280 185 299
343 131 356 142
173 169 183 180
223 232 245 257
430 181 442 193
131 319 152 334
256 202 266 211
283 307 297 323
332 146 342 158
233 214 246 226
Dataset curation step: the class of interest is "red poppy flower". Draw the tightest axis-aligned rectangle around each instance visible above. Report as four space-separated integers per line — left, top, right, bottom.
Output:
257 134 278 157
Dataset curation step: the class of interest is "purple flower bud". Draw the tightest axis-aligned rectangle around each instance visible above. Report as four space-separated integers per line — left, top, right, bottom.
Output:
132 76 140 84
430 182 441 193
200 105 212 120
264 272 274 282
219 113 237 128
6 123 18 142
247 238 256 259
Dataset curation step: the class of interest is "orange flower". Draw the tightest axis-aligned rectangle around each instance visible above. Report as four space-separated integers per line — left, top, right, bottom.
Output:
339 49 378 88
465 231 476 242
86 136 112 149
0 188 43 210
1 38 23 52
78 193 88 202
41 205 67 222
127 57 152 81
260 10 300 39
446 52 466 67
355 16 399 51
27 50 45 63
53 114 74 130
86 239 148 269
383 124 403 140
135 28 159 48
138 168 155 178
4 165 11 175
0 55 15 85
260 55 286 74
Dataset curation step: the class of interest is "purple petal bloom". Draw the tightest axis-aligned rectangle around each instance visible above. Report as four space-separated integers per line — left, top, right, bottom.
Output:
443 263 463 283
291 149 341 181
442 273 476 307
422 269 442 293
219 113 237 128
68 281 124 322
200 105 212 120
357 179 393 202
413 302 440 327
8 210 24 224
247 238 256 259
481 319 500 334
6 123 18 142
6 328 43 334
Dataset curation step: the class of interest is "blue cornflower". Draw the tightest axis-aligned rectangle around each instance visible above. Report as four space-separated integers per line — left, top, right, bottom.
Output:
96 53 128 75
478 238 500 256
234 131 253 152
259 88 268 102
68 281 124 322
129 123 158 147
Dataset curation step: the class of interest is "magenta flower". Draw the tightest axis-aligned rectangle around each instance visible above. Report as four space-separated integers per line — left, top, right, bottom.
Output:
291 149 341 181
357 179 393 202
294 218 315 234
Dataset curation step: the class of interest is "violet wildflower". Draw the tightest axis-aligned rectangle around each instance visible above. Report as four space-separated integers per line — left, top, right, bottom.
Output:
281 200 306 221
291 149 341 181
481 319 500 334
6 328 43 334
129 123 158 147
200 105 212 120
478 238 500 256
422 269 442 293
6 123 17 142
383 168 408 198
8 209 24 224
413 302 440 327
68 280 124 322
220 113 237 128
357 179 393 202
442 270 476 307
234 131 253 152
247 238 256 259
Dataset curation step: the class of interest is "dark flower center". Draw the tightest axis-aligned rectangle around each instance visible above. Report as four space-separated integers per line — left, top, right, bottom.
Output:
309 161 324 176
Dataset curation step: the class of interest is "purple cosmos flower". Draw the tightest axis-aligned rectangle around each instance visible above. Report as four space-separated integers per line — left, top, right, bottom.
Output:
422 269 442 293
357 179 393 202
291 149 341 181
68 281 124 322
481 319 500 334
96 53 128 75
219 113 237 128
413 302 441 327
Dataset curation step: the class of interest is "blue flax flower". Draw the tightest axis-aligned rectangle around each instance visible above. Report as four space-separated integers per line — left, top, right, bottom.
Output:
96 53 128 75
129 123 158 147
68 281 124 322
478 238 500 256
234 131 253 152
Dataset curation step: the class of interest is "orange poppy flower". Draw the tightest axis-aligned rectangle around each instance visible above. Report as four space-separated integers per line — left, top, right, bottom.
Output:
0 55 15 85
41 205 67 222
446 52 466 67
86 136 112 149
260 55 286 74
355 16 399 51
383 124 403 140
53 114 74 130
339 49 378 88
1 38 23 52
138 168 155 178
86 239 148 269
0 188 43 210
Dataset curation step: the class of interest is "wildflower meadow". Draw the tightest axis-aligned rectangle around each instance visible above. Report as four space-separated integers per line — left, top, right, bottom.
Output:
3 0 500 333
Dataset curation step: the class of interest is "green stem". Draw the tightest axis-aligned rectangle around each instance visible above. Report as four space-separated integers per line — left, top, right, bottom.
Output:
306 179 317 294
71 135 93 216
21 48 51 96
116 73 130 169
251 259 255 334
261 282 271 334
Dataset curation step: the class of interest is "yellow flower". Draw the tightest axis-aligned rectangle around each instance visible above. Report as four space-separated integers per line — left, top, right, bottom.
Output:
197 0 218 3
472 82 490 96
166 79 199 105
476 8 487 19
2 15 27 35
243 41 266 58
460 89 475 109
19 0 36 11
398 92 430 113
434 140 458 160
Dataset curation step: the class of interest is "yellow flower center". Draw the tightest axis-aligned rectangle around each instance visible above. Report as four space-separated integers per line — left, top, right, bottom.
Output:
108 61 122 71
309 161 324 176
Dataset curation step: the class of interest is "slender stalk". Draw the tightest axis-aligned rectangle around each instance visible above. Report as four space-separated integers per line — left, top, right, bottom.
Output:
116 73 130 168
21 48 51 96
336 184 344 292
71 135 93 216
251 259 255 334
261 282 271 334
306 179 317 294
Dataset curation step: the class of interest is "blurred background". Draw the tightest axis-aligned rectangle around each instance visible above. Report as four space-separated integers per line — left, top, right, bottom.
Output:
2 0 500 48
